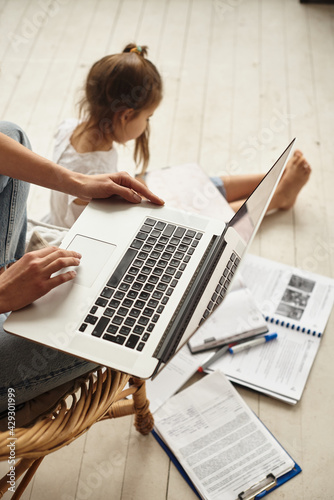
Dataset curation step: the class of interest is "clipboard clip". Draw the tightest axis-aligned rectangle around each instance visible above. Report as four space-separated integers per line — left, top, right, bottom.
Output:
237 473 277 500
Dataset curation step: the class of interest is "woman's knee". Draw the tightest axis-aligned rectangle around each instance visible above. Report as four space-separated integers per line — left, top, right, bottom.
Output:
0 121 31 150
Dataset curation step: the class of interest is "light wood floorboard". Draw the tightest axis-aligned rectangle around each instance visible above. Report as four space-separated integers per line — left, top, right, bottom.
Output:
0 0 334 498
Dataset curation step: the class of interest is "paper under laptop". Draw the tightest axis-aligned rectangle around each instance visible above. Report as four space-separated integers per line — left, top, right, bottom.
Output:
4 140 295 379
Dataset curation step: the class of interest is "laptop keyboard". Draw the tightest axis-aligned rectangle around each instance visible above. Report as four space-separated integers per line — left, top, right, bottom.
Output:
199 252 240 325
78 218 203 352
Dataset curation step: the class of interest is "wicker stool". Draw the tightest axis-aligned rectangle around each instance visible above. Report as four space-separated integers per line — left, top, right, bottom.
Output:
0 367 154 499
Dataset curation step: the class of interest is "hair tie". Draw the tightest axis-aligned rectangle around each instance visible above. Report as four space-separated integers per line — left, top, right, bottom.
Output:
130 46 142 55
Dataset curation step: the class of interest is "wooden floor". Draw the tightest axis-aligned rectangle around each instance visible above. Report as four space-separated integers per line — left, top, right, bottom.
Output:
1 0 334 498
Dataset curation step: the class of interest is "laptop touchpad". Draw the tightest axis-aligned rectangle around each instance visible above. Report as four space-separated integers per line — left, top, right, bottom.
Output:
66 234 116 288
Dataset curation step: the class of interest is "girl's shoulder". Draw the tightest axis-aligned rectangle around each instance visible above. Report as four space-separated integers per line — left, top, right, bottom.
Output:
55 118 80 143
53 118 80 162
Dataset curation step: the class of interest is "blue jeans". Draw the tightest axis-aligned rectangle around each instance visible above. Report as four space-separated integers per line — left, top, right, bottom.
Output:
0 122 30 270
0 121 97 414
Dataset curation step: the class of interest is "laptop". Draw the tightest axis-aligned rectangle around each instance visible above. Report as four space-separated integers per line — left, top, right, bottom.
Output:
4 140 295 379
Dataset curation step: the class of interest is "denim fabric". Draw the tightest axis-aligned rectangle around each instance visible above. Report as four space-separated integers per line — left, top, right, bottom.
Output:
0 122 97 413
210 176 227 199
0 122 30 270
0 312 96 412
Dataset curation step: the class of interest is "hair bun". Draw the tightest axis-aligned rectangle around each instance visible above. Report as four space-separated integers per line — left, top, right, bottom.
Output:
123 43 148 57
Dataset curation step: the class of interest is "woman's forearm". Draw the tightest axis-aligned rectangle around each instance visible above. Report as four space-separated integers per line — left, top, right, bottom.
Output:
0 132 164 205
0 132 83 195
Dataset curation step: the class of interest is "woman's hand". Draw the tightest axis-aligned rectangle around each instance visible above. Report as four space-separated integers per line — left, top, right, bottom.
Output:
0 247 82 313
0 134 164 205
74 170 164 205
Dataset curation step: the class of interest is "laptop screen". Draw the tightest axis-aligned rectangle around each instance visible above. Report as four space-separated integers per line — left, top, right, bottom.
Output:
229 139 295 247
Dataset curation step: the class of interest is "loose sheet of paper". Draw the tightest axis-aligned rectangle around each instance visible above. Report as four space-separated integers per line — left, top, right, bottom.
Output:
145 163 235 222
154 371 295 500
146 345 210 413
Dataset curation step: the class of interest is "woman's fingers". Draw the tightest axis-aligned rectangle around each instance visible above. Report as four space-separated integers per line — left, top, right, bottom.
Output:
79 171 165 205
44 254 82 277
47 269 78 290
111 171 165 205
26 246 82 273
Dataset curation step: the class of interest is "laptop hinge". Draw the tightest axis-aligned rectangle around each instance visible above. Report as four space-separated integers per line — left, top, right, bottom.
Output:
153 233 227 363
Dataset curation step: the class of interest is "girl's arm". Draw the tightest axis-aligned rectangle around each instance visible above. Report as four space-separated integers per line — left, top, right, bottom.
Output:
0 133 164 205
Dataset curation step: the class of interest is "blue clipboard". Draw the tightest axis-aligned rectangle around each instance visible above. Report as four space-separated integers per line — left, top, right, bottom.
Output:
151 429 301 500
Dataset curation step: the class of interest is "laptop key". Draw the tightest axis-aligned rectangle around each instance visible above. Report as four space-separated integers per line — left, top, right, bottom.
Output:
133 325 144 335
100 287 114 299
123 298 134 308
140 224 152 233
107 324 118 334
138 316 149 326
92 316 110 337
138 251 149 260
124 317 136 327
125 334 140 349
85 314 98 325
104 334 126 345
163 224 176 237
130 239 143 250
136 231 148 240
155 221 166 231
185 229 196 237
151 229 161 238
134 299 145 309
143 307 154 317
112 316 124 326
109 299 120 309
174 227 186 238
104 307 116 318
136 342 145 351
142 244 153 253
95 297 108 307
119 283 130 292
129 308 141 318
118 307 129 317
145 218 156 226
107 248 137 288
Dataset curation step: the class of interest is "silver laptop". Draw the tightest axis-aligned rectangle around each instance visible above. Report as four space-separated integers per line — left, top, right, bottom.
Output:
4 140 295 378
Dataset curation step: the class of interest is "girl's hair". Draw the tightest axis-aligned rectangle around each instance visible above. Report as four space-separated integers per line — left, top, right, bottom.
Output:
78 43 162 174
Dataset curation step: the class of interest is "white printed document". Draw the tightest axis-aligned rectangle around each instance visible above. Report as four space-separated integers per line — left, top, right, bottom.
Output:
153 371 300 500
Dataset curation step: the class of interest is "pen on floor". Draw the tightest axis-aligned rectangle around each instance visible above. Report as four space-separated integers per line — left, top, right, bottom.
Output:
228 333 278 354
197 345 230 373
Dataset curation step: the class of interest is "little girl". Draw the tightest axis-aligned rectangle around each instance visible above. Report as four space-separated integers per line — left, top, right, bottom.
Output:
48 43 311 228
48 43 162 228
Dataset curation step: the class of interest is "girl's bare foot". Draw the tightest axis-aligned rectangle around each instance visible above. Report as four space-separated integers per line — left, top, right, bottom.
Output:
268 150 311 211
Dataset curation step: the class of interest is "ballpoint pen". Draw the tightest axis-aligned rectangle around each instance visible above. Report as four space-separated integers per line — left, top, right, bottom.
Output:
198 344 230 373
228 333 278 354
